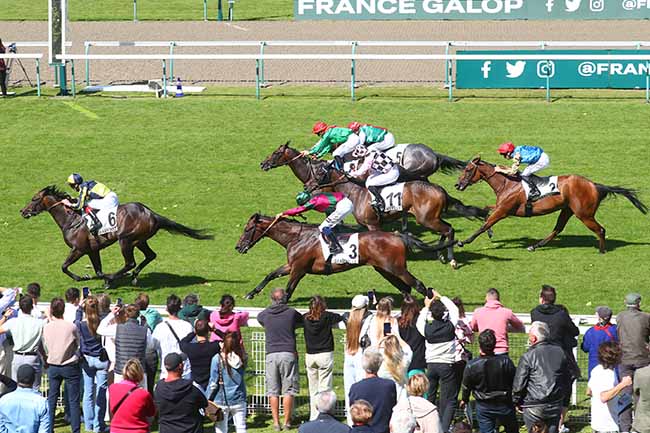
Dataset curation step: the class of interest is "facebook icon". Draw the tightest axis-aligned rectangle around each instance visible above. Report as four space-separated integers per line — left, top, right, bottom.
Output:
481 61 492 78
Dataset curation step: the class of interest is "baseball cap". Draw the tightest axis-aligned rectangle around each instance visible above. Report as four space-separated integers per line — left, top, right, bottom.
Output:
625 293 642 306
17 364 36 387
164 352 187 371
595 306 612 321
351 295 369 310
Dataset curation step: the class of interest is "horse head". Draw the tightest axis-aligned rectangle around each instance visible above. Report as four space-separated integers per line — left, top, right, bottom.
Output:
235 213 274 254
455 156 484 191
21 185 70 219
260 141 295 171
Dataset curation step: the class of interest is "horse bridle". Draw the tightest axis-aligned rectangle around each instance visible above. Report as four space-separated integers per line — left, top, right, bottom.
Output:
243 215 282 251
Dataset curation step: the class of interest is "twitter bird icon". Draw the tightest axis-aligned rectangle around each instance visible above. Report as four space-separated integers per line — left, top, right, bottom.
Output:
506 61 526 78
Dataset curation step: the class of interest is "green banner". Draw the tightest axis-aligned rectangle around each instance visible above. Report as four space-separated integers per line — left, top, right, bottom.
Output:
456 50 650 89
295 0 650 20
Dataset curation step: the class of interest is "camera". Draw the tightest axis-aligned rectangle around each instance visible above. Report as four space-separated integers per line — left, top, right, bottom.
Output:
7 43 17 54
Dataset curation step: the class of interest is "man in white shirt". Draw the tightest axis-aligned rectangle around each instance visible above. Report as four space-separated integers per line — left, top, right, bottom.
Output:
63 287 80 323
152 294 192 380
0 287 18 394
588 342 632 433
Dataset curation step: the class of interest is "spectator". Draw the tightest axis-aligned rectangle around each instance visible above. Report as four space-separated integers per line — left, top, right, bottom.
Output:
96 294 112 320
75 295 109 433
416 289 459 433
617 292 650 433
633 363 650 433
298 389 350 433
369 297 394 347
452 297 474 389
461 329 517 433
0 364 49 432
257 288 303 430
349 349 397 433
581 306 618 379
43 297 81 433
302 295 343 420
0 295 44 391
0 39 6 97
377 334 412 400
398 296 426 376
64 287 81 323
179 319 221 391
26 283 46 319
470 288 525 355
97 301 126 373
512 321 571 433
0 287 18 394
178 293 211 325
390 409 418 433
152 294 193 380
209 294 249 348
588 342 631 433
114 305 156 388
531 421 549 433
342 294 372 424
0 373 16 397
350 399 376 433
207 332 248 433
391 374 442 433
154 352 208 433
135 293 162 331
108 358 156 433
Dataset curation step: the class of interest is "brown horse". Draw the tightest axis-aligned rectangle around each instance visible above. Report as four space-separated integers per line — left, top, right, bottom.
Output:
21 186 213 287
235 214 451 300
455 157 648 253
260 143 488 269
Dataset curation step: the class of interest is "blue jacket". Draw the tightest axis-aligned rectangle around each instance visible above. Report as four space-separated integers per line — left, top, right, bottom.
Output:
581 323 618 378
206 354 246 406
298 413 351 433
514 145 543 164
0 387 50 433
349 377 396 433
75 308 105 358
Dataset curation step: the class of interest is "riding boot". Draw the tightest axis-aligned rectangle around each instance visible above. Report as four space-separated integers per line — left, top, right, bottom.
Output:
331 155 345 171
321 227 343 255
87 209 102 236
368 186 385 214
524 177 541 201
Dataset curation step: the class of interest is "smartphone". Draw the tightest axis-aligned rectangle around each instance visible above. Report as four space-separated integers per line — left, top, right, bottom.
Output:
427 287 434 299
367 290 375 306
116 297 123 307
82 287 90 298
383 322 392 336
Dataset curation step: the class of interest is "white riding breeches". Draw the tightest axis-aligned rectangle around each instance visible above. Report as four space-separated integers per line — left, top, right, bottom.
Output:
521 152 549 176
332 134 361 158
365 165 400 187
319 198 354 230
366 133 395 153
86 192 119 210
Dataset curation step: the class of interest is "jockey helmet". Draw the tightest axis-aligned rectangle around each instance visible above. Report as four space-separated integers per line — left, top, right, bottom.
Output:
497 142 515 155
347 121 361 133
296 191 312 206
312 121 329 135
352 144 368 159
67 173 83 186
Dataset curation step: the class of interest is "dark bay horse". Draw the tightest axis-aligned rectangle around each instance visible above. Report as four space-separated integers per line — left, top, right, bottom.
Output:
21 186 213 286
455 157 648 253
236 214 451 300
260 143 487 269
396 143 467 178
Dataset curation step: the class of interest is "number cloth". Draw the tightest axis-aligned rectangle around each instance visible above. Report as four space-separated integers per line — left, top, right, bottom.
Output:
309 127 355 158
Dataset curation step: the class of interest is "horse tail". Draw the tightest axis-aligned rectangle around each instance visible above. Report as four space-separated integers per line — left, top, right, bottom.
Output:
595 184 648 215
437 153 467 175
398 232 455 253
153 212 215 240
445 194 490 220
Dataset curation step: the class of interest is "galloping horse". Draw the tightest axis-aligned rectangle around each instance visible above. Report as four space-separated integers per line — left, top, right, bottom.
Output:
260 143 487 268
21 186 213 286
236 214 451 300
455 157 648 253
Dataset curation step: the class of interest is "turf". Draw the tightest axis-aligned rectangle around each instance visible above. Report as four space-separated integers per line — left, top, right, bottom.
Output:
0 0 293 21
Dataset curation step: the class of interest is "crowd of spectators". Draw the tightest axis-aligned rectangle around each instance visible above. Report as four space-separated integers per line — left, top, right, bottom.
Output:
0 282 648 433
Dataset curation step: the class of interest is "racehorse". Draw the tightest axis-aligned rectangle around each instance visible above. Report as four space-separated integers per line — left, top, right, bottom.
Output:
236 213 452 300
455 157 648 253
21 186 214 287
260 144 487 268
261 141 466 180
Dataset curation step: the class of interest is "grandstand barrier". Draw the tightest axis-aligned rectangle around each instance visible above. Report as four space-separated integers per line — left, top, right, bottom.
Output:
0 53 43 96
59 51 650 102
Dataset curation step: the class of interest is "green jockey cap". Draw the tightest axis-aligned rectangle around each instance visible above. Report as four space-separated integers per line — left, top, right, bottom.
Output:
296 191 312 206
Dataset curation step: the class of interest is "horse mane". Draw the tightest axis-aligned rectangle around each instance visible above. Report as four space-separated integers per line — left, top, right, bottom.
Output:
40 185 70 200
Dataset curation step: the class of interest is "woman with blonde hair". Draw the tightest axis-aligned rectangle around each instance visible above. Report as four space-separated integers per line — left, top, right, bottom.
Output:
391 374 442 433
368 296 395 347
108 359 155 433
378 334 412 401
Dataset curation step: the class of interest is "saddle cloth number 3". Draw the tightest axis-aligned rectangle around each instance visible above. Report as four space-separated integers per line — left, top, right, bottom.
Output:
319 233 360 265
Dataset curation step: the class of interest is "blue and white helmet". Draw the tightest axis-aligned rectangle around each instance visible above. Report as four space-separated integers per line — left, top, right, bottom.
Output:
66 173 83 186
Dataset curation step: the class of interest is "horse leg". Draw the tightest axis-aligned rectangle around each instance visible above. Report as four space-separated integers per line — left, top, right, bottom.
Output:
88 250 104 280
374 266 427 297
414 213 457 270
528 208 573 252
458 209 509 246
245 264 291 300
61 249 87 282
130 241 158 285
576 214 607 253
105 239 137 288
285 269 307 302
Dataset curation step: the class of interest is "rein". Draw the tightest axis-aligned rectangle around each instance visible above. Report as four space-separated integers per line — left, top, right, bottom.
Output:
246 215 282 250
274 153 305 168
46 201 65 211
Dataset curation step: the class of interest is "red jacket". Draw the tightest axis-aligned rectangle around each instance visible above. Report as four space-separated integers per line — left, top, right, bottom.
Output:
108 380 156 433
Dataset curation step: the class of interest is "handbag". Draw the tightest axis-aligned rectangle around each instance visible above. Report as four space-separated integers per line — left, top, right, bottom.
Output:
205 355 228 423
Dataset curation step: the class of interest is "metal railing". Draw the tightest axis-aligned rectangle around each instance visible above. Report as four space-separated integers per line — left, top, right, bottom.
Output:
0 53 43 96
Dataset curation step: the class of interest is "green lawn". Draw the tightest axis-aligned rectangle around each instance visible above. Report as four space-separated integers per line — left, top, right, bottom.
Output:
0 0 292 21
2 86 648 432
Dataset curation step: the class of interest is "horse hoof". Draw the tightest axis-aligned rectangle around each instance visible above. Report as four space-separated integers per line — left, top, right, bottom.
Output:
457 241 464 248
438 254 447 264
131 277 138 286
244 293 255 300
450 260 458 269
82 274 92 281
527 245 536 252
487 229 494 239
104 282 112 290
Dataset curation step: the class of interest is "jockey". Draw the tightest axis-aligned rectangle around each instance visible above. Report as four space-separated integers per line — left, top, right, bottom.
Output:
300 121 361 170
348 122 395 152
495 142 550 200
62 173 119 235
277 191 354 255
347 145 400 214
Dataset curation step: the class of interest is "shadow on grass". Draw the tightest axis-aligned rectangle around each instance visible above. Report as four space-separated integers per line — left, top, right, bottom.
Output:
110 272 248 289
487 235 650 252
